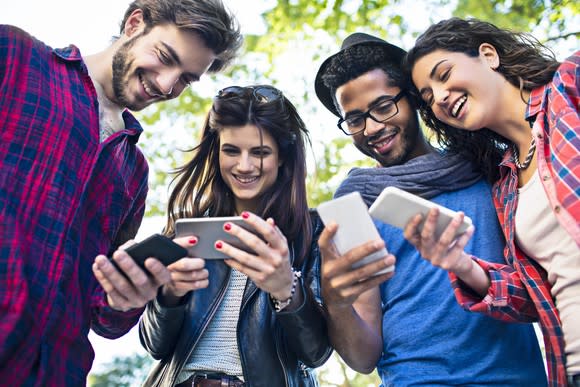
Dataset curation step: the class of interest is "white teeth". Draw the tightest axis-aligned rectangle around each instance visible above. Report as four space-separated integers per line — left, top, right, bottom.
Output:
370 131 397 148
452 95 467 117
235 176 258 184
139 74 157 98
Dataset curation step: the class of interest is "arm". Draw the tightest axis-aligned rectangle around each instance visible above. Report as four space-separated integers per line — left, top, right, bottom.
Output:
272 214 332 367
404 208 540 323
218 212 333 366
90 182 149 337
319 223 395 373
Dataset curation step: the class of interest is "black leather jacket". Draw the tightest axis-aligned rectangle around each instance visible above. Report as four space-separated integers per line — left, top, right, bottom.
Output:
139 213 332 386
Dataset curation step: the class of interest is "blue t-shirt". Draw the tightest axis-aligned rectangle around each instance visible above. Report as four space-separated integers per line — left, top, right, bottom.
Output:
376 179 547 386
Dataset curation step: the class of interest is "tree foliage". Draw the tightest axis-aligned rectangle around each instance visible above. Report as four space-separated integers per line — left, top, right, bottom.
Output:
97 1 576 385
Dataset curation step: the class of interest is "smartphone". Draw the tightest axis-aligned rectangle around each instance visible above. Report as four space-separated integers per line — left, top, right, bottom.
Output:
123 233 188 270
317 192 393 275
175 216 259 259
368 186 473 240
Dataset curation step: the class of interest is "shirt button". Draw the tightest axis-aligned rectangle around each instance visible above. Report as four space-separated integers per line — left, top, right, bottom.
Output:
543 175 550 181
554 205 561 213
537 133 543 139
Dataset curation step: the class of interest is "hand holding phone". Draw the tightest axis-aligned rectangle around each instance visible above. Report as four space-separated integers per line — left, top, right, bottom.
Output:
175 216 259 259
116 234 188 274
368 187 472 240
317 192 393 275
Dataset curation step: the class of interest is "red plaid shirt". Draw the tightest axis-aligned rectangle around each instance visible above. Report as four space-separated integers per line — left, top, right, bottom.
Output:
451 51 580 387
0 25 149 385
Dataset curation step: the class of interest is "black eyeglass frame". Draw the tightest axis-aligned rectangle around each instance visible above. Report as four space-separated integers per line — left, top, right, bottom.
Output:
216 85 283 104
337 90 406 136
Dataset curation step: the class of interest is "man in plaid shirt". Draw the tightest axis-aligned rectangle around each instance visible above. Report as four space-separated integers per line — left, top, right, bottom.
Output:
0 1 241 385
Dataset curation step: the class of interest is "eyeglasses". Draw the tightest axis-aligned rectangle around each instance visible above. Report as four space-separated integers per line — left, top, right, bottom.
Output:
337 90 406 136
216 85 283 103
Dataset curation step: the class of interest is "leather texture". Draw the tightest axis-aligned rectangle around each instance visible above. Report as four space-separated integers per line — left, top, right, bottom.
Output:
139 211 332 387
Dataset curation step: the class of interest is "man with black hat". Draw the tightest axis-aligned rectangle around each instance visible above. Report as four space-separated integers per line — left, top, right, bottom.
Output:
315 33 547 385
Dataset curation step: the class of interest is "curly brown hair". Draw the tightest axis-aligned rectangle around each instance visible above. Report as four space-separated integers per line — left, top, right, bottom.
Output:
405 17 560 182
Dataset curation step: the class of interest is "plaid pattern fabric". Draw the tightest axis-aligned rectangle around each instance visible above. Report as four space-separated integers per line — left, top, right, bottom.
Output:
451 51 580 387
0 25 149 386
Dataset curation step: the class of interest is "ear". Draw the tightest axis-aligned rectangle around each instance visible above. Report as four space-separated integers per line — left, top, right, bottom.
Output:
479 43 500 70
123 9 146 38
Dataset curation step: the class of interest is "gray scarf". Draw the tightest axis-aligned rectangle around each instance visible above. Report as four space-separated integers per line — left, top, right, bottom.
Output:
334 151 483 206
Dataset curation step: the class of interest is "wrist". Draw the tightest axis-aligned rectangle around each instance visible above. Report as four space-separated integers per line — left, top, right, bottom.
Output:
271 269 301 312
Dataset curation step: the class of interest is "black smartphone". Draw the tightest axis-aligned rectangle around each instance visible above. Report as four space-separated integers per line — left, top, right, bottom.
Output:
111 234 188 275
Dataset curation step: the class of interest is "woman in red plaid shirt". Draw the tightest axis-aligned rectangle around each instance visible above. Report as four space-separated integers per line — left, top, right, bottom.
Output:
405 18 579 387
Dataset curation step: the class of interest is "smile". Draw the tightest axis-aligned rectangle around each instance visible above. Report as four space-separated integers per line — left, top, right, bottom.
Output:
234 175 259 184
369 129 398 149
451 95 467 118
139 73 160 98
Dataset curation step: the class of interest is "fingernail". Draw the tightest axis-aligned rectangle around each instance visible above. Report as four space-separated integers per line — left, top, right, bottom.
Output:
188 237 198 245
241 211 249 219
215 241 223 249
271 219 276 227
224 223 232 231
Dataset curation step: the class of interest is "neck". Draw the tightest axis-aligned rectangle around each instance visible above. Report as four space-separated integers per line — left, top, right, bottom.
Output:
487 81 532 149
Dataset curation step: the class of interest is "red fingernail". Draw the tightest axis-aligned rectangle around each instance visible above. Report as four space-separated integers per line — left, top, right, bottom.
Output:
241 211 249 219
215 241 223 249
224 223 232 231
271 219 276 227
188 237 197 245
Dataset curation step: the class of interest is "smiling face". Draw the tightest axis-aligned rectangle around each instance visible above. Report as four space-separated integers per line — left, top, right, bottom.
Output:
111 22 217 111
218 124 281 213
411 47 505 132
335 68 426 167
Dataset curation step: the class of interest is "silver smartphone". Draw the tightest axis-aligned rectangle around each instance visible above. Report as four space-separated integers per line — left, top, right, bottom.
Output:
368 186 472 240
317 192 393 275
175 216 258 259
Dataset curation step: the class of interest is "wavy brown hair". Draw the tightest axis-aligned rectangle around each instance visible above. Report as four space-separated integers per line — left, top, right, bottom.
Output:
120 0 242 72
405 17 560 182
165 86 313 264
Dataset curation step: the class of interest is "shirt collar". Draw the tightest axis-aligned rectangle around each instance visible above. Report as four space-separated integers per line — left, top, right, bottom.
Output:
525 84 549 124
54 44 83 62
53 45 144 144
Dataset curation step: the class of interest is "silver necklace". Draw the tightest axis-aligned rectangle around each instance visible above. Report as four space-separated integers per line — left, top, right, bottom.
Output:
512 137 536 170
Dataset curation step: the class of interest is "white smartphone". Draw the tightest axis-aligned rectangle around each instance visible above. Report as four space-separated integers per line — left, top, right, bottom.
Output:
175 216 259 259
317 192 393 275
368 186 473 240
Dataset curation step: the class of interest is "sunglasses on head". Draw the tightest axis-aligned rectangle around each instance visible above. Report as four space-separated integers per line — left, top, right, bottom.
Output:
216 85 283 103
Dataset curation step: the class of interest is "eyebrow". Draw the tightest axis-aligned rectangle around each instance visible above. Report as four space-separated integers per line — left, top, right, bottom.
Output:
418 59 447 95
344 95 397 118
161 42 201 81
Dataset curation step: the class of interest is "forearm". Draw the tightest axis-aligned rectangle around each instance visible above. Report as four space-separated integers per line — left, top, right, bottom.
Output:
453 254 491 297
275 283 332 367
325 304 382 373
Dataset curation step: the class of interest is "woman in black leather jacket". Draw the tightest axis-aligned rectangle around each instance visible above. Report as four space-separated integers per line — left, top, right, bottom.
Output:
139 85 332 387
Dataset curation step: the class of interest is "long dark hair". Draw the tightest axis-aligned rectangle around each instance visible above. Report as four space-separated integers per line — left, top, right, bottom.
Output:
165 85 312 264
405 17 560 182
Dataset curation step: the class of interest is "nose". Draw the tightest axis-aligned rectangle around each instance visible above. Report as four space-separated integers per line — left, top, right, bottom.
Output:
363 116 384 137
236 153 254 172
156 70 180 96
433 85 450 107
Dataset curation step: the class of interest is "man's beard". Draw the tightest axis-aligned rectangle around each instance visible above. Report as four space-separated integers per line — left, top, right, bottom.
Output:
111 33 142 111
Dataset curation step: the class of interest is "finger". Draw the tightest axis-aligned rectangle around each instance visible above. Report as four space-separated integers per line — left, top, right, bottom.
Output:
217 240 271 273
143 258 172 287
318 223 339 260
93 256 129 301
437 212 466 249
403 214 423 243
167 257 206 272
329 242 391 288
420 208 439 241
223 257 262 280
170 267 209 282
